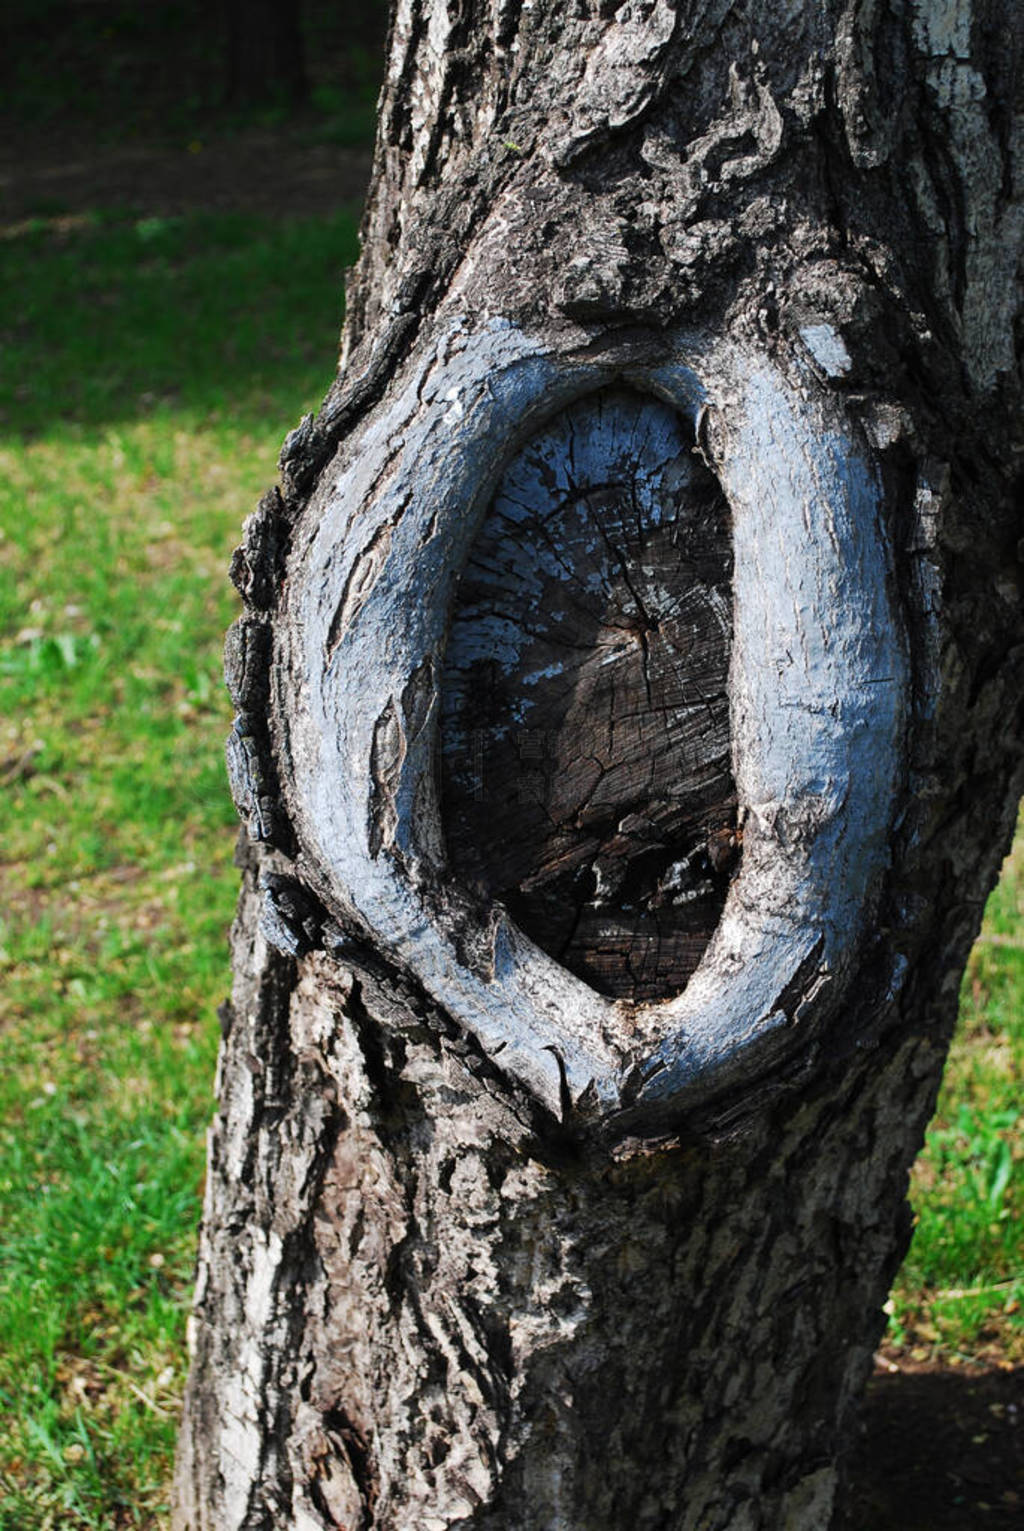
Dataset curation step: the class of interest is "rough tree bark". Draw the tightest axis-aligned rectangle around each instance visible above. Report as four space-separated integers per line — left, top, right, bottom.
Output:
175 2 1023 1528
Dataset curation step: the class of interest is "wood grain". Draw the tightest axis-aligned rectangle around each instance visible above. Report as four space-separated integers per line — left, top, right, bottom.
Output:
441 388 737 1001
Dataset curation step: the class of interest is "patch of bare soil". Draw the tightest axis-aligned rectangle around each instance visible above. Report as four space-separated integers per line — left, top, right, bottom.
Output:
840 1357 1023 1529
0 128 373 228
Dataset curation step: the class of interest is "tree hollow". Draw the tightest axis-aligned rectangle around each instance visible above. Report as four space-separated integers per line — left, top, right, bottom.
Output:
440 387 738 1003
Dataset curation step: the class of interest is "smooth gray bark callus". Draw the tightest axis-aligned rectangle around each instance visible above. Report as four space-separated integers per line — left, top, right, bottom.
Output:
278 322 908 1131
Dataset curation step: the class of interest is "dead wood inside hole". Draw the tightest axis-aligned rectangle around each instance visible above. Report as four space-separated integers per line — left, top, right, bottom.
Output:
439 387 738 1003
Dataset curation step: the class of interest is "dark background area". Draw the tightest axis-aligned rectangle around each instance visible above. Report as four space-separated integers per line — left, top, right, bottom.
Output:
0 1 391 230
2 1 389 145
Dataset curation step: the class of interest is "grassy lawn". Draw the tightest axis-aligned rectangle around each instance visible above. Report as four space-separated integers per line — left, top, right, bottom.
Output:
0 207 1020 1528
0 206 358 1528
888 833 1023 1363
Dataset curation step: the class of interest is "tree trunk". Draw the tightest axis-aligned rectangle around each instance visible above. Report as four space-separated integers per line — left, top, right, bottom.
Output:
175 2 1023 1527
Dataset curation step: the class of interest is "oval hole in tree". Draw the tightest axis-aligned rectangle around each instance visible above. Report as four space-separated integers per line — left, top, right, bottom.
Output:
440 387 738 1003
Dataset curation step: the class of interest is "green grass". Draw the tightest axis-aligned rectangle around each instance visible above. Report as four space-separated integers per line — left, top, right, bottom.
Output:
888 826 1024 1364
0 204 358 1528
0 201 1020 1528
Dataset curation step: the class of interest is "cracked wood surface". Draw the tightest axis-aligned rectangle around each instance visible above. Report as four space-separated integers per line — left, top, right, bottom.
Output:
176 0 1023 1527
441 387 736 1002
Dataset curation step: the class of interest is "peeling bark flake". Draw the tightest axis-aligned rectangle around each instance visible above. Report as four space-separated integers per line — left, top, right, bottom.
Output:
368 699 407 859
325 522 394 669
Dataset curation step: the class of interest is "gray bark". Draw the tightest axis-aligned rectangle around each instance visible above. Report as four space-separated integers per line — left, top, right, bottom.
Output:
175 1 1023 1528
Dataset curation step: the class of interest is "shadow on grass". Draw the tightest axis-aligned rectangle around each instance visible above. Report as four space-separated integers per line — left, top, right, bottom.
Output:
0 207 361 439
839 1364 1023 1530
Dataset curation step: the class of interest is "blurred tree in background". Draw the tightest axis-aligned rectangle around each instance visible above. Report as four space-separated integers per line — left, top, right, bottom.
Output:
1 0 390 143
